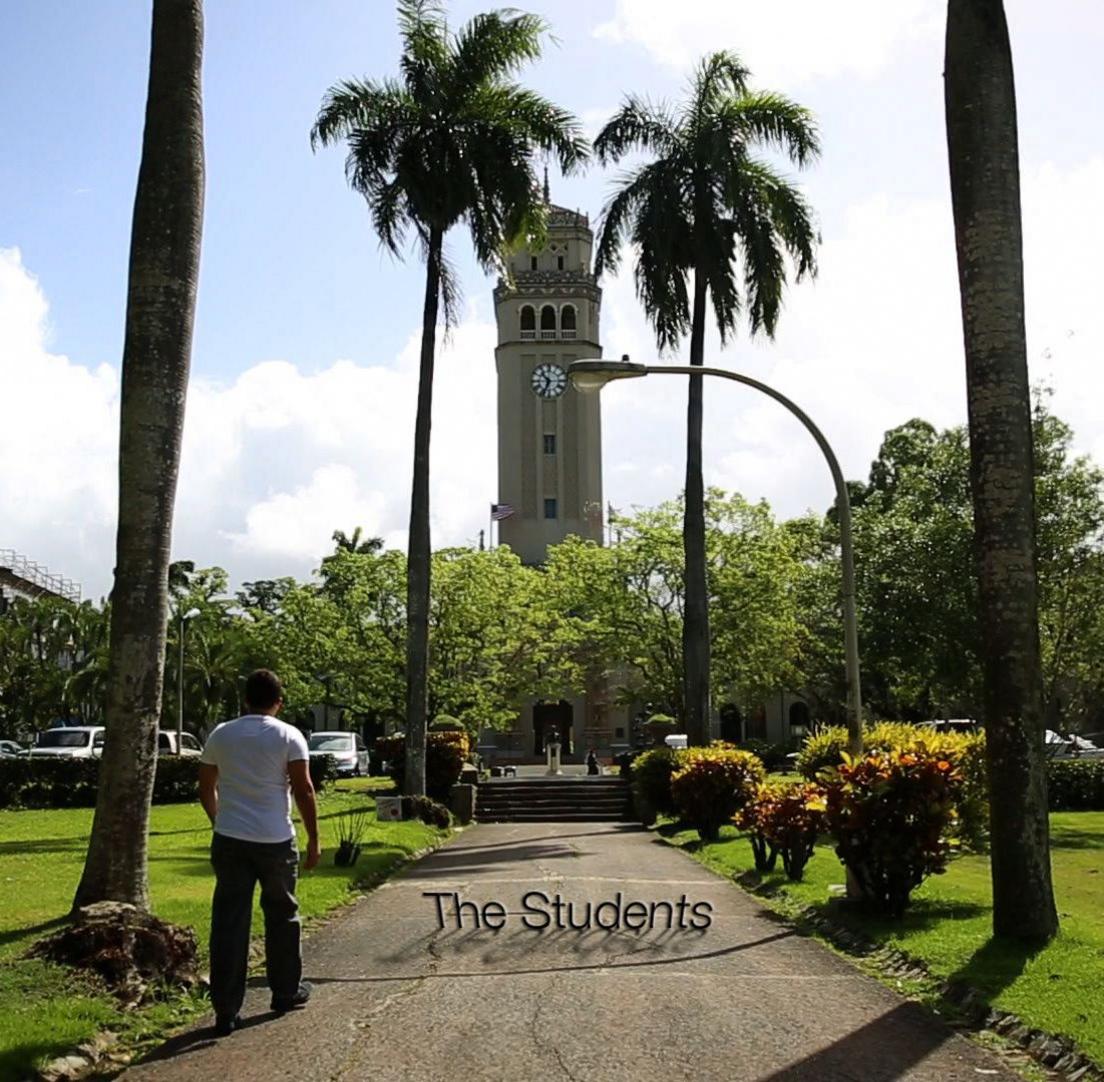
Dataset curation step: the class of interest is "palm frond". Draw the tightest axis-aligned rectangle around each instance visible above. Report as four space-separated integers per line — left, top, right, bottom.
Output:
452 10 547 89
397 0 449 98
310 78 411 151
690 51 751 122
369 177 412 257
594 165 650 277
593 95 680 164
465 84 589 173
717 92 821 167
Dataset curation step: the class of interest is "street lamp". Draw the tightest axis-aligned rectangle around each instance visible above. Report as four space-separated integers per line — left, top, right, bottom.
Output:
569 356 863 753
177 607 201 755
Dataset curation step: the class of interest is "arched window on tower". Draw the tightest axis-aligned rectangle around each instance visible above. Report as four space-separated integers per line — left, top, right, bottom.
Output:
560 304 577 340
520 305 536 340
540 304 557 340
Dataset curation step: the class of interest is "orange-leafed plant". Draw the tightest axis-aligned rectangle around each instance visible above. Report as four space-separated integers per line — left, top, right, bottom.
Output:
821 750 963 915
736 782 826 880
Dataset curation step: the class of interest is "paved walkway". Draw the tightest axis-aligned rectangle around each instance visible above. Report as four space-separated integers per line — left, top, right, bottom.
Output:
124 823 1019 1081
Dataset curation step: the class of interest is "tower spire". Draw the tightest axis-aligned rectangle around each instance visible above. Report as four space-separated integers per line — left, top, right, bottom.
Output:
542 164 550 206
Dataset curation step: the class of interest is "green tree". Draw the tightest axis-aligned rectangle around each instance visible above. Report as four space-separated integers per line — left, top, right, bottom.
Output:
428 547 544 732
311 0 586 794
73 0 205 912
542 495 805 718
593 52 819 745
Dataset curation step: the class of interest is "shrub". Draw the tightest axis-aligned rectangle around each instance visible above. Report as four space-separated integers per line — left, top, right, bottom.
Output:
629 746 682 824
732 791 778 873
376 730 470 802
822 749 963 915
1047 759 1104 810
736 739 794 771
401 794 452 829
0 757 201 809
429 714 465 732
309 754 339 793
670 746 765 841
796 723 988 850
795 726 849 781
736 782 826 880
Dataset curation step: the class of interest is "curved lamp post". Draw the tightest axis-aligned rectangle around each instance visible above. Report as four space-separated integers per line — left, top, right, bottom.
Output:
568 357 863 753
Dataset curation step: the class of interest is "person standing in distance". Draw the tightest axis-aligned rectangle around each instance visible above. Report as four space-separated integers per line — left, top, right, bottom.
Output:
198 668 321 1035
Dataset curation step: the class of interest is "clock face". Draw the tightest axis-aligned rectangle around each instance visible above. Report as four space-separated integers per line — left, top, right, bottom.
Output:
531 363 567 398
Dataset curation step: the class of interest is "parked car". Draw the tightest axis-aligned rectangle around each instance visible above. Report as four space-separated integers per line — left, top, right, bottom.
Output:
919 718 979 733
1045 730 1104 760
158 731 203 757
0 740 25 758
308 731 369 777
29 726 106 759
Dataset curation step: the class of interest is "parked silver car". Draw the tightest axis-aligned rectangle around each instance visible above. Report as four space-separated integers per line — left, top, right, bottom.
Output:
308 731 370 776
0 740 25 758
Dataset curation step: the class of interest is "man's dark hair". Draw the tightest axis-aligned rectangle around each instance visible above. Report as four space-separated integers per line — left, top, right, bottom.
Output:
244 669 283 711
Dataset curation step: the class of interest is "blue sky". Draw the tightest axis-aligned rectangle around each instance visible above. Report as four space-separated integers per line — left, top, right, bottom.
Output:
2 1 1102 599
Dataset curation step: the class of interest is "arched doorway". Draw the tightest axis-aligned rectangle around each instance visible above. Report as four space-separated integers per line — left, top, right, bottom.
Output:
533 700 573 757
720 703 743 744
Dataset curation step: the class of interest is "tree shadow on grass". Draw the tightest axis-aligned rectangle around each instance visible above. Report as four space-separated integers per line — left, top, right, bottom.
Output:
0 837 86 856
1047 828 1104 851
946 934 1040 1001
0 914 68 949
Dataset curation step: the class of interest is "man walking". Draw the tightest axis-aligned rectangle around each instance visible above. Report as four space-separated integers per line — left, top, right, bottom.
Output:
198 668 321 1035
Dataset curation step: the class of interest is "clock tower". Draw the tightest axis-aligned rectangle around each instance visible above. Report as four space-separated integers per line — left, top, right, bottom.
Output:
493 197 604 565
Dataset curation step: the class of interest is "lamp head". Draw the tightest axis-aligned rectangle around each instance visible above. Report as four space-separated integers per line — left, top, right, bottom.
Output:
567 356 647 393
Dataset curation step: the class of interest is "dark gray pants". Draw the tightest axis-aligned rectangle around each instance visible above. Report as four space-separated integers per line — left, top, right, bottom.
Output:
209 832 302 1020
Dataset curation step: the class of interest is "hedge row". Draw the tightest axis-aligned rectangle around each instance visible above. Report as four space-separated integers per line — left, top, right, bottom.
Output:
1047 759 1104 811
0 754 339 810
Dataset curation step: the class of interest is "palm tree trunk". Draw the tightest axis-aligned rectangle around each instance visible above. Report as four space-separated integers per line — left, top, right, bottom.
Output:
944 0 1058 942
404 226 443 797
682 270 711 747
73 0 204 911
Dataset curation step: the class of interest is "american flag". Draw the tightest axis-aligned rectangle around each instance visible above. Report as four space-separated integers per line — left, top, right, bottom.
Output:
490 503 515 521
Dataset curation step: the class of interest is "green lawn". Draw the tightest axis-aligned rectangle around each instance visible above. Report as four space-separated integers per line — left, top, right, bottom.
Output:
0 777 445 1078
662 812 1104 1064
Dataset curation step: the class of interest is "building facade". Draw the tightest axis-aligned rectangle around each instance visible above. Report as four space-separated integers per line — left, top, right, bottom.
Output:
492 203 604 564
486 200 628 760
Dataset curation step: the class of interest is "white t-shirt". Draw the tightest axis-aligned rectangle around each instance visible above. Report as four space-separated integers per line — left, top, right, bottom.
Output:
200 714 309 843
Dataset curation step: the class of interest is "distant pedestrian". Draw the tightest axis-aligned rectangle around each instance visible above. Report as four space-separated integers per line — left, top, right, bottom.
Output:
198 669 320 1036
586 748 600 776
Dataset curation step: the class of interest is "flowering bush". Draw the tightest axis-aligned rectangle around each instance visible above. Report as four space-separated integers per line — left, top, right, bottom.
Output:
736 783 826 880
821 749 963 915
629 746 682 825
670 746 765 841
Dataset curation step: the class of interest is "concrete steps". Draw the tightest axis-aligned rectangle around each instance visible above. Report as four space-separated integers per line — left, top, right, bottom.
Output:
476 777 632 822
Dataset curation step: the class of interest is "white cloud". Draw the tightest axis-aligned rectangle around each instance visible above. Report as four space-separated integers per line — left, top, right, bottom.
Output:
592 0 942 83
0 247 497 599
3 156 1102 601
599 157 1104 521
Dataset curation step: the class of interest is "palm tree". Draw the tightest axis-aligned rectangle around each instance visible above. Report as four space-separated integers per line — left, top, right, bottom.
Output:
594 52 819 746
311 0 587 795
944 0 1058 942
73 0 205 912
331 528 385 555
